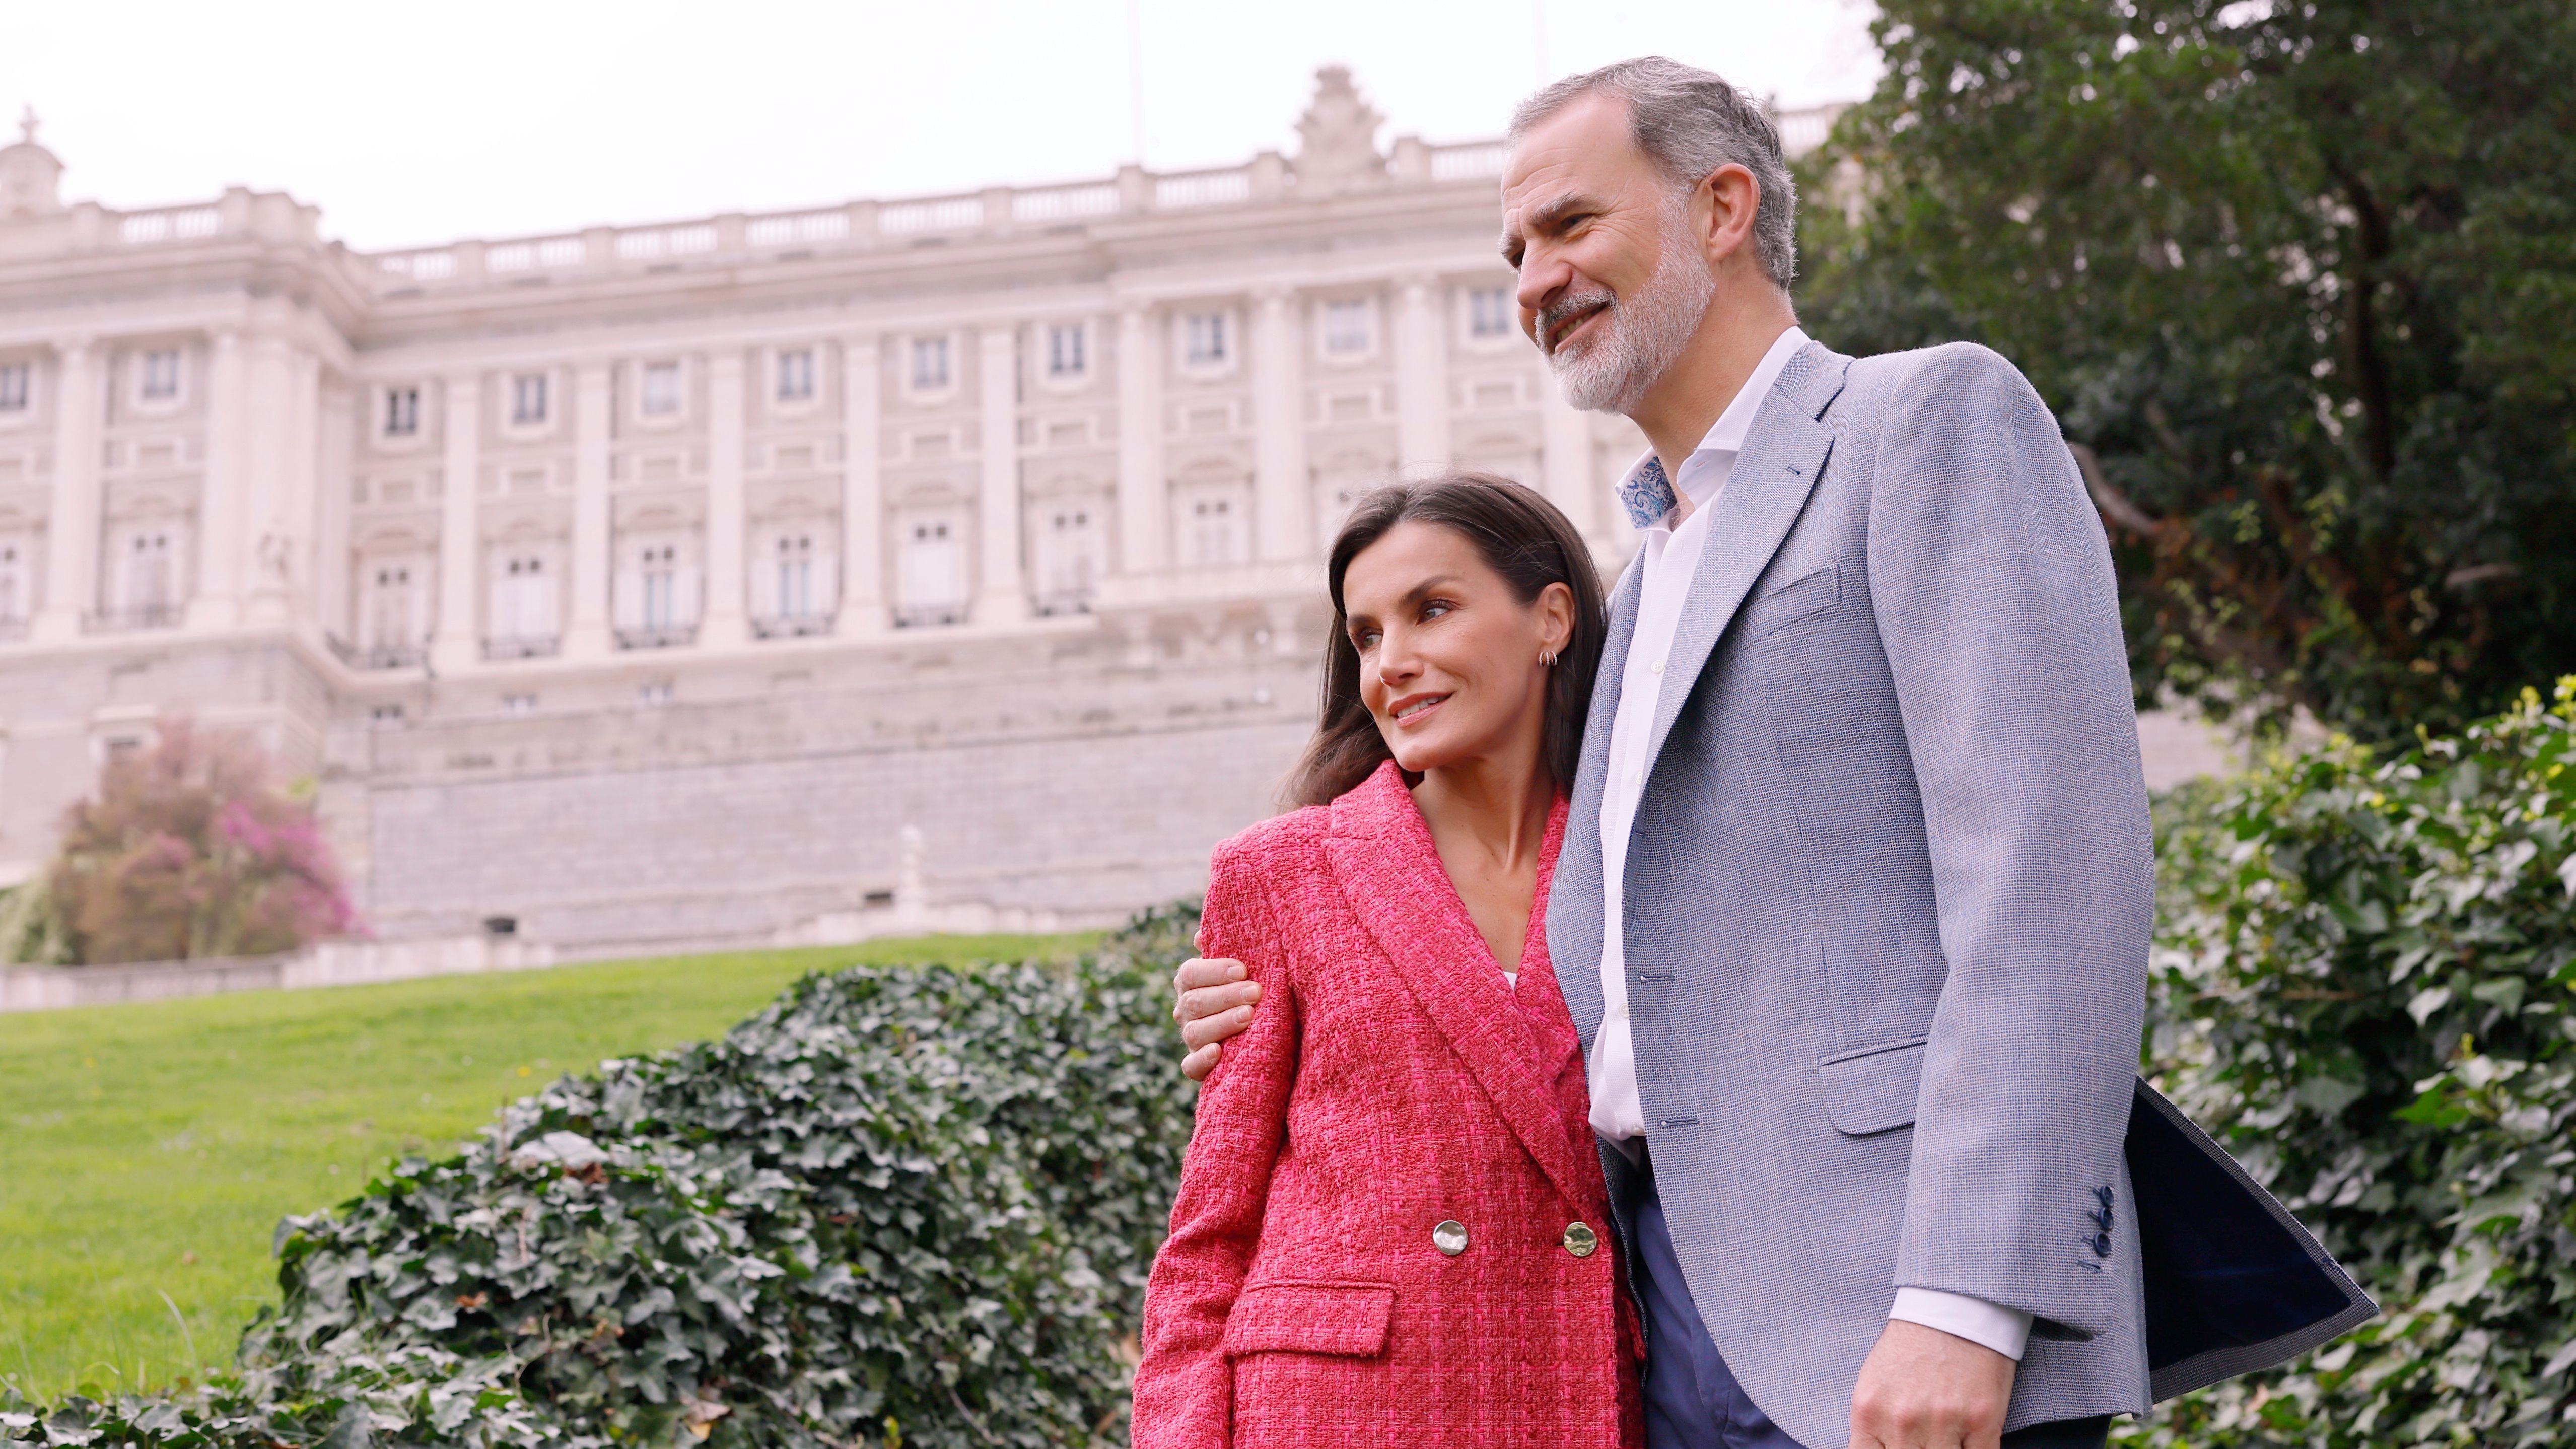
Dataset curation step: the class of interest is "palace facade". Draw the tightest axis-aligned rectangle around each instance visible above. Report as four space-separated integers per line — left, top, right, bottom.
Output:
0 77 1888 951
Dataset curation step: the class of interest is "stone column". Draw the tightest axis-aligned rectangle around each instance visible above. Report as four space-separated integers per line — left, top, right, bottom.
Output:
429 371 482 672
563 360 613 658
836 335 885 634
31 338 101 642
972 325 1026 624
1541 372 1599 538
1250 289 1309 563
188 331 249 630
1114 306 1166 575
700 350 748 647
1394 278 1451 468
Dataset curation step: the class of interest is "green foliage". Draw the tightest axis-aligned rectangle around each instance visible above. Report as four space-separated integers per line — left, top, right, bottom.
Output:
0 877 71 965
2123 682 2576 1446
1797 0 2576 744
0 932 1094 1404
48 722 359 965
0 910 1197 1448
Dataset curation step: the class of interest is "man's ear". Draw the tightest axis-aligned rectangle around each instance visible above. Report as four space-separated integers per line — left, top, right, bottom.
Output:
1699 163 1762 267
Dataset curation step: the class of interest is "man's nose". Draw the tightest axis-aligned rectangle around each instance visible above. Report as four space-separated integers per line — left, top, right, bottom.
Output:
1516 249 1572 326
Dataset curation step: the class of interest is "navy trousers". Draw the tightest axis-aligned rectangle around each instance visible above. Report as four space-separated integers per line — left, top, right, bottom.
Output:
1630 1152 2111 1449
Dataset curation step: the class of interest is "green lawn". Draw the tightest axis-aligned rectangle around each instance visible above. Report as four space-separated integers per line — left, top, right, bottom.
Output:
0 933 1097 1401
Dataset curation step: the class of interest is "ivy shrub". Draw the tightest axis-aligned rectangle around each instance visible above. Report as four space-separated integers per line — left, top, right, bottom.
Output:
1 906 1199 1448
2126 683 2576 1447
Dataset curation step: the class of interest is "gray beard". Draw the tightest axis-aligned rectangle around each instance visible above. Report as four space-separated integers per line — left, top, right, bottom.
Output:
1547 233 1716 416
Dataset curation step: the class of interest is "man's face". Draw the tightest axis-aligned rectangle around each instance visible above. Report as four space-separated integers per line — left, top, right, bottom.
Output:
1501 94 1714 415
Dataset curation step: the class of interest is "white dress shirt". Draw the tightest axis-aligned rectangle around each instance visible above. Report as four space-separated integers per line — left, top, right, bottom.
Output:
1588 325 2033 1362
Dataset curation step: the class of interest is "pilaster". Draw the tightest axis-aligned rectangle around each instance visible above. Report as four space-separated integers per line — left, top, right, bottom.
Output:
31 338 100 642
429 371 482 672
1250 289 1309 563
700 349 748 647
835 336 885 634
1114 306 1166 575
1540 371 1599 539
313 373 355 644
563 360 613 658
240 336 300 626
972 325 1026 624
1394 278 1451 467
187 331 248 630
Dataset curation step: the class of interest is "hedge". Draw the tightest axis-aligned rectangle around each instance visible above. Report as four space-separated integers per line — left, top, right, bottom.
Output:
0 906 1200 1448
2124 683 2576 1447
14 683 2576 1446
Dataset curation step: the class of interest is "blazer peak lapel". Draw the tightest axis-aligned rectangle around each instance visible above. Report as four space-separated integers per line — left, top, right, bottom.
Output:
1327 770 1602 1216
1638 393 1836 785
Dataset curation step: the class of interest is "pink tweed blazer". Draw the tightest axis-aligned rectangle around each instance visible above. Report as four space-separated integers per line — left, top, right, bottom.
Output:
1133 762 1644 1449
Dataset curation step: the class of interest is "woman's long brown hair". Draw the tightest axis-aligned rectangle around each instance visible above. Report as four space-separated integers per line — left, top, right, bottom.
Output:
1285 472 1608 808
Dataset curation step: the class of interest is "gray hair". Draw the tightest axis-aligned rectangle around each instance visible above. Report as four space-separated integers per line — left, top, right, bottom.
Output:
1509 56 1798 290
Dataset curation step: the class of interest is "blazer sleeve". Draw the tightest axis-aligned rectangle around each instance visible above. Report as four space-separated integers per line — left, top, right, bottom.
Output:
1131 835 1303 1449
1863 343 2155 1339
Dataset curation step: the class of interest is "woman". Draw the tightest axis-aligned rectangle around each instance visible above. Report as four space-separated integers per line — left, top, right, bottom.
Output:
1132 473 1640 1449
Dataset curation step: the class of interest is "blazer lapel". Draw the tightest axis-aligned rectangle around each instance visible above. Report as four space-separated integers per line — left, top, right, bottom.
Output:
1551 553 1642 1052
1638 344 1851 784
1328 766 1604 1217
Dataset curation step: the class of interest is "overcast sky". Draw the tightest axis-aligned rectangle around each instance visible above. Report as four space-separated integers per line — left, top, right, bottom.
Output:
3 0 1882 253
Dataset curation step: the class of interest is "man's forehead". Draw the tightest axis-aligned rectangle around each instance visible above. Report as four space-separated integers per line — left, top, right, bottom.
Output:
1501 96 1641 217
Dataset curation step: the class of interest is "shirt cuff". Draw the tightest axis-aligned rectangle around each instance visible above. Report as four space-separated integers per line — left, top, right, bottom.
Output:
1888 1288 2033 1362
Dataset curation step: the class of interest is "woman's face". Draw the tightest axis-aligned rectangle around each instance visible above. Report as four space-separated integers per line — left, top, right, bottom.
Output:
1341 519 1572 777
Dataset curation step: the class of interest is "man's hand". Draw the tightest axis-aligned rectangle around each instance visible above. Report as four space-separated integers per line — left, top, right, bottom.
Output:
1849 1319 2016 1449
1172 935 1261 1082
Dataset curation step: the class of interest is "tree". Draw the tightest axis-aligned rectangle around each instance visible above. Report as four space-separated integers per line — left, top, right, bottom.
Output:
47 721 359 964
1796 0 2576 743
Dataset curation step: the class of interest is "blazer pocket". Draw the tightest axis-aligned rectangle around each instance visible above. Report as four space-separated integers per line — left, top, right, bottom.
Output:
1221 1280 1397 1359
1749 564 1841 639
1820 1038 1926 1136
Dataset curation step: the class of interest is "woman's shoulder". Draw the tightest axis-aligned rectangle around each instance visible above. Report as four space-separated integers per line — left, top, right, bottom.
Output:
1212 805 1333 879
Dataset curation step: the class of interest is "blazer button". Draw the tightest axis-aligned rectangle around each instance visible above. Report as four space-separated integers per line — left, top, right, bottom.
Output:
1562 1222 1599 1258
1433 1220 1469 1256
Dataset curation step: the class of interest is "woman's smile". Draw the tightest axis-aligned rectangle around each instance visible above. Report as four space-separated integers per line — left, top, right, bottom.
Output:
1388 692 1452 728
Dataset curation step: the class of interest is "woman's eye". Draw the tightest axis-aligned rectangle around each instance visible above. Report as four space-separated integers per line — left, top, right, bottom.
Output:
1351 629 1379 651
1420 600 1452 621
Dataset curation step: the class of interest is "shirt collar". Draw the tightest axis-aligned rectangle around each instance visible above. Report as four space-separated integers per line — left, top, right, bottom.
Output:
1615 324 1812 526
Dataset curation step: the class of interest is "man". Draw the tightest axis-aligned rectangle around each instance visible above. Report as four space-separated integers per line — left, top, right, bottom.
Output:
1173 57 2373 1449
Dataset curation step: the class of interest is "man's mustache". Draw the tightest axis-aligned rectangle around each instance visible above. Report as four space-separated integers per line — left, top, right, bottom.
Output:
1535 289 1615 356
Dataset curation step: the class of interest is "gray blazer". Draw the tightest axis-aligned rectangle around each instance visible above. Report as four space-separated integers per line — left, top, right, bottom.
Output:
1546 339 2374 1446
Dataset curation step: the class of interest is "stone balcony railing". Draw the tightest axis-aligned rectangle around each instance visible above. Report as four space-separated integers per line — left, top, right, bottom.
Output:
352 135 1518 298
17 103 1847 298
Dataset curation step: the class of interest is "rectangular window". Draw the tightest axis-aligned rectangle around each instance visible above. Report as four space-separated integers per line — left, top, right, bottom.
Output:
511 373 548 425
1046 324 1086 379
640 543 677 627
1184 313 1229 368
0 363 27 413
778 349 815 402
501 693 537 715
140 350 181 400
910 336 951 391
1469 286 1514 339
641 362 681 417
1322 300 1372 355
385 386 420 437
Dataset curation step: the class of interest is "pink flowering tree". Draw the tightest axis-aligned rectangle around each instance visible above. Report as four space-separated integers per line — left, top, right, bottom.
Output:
46 720 360 964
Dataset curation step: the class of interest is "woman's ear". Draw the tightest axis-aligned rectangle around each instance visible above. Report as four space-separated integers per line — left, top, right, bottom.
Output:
1537 580 1576 654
